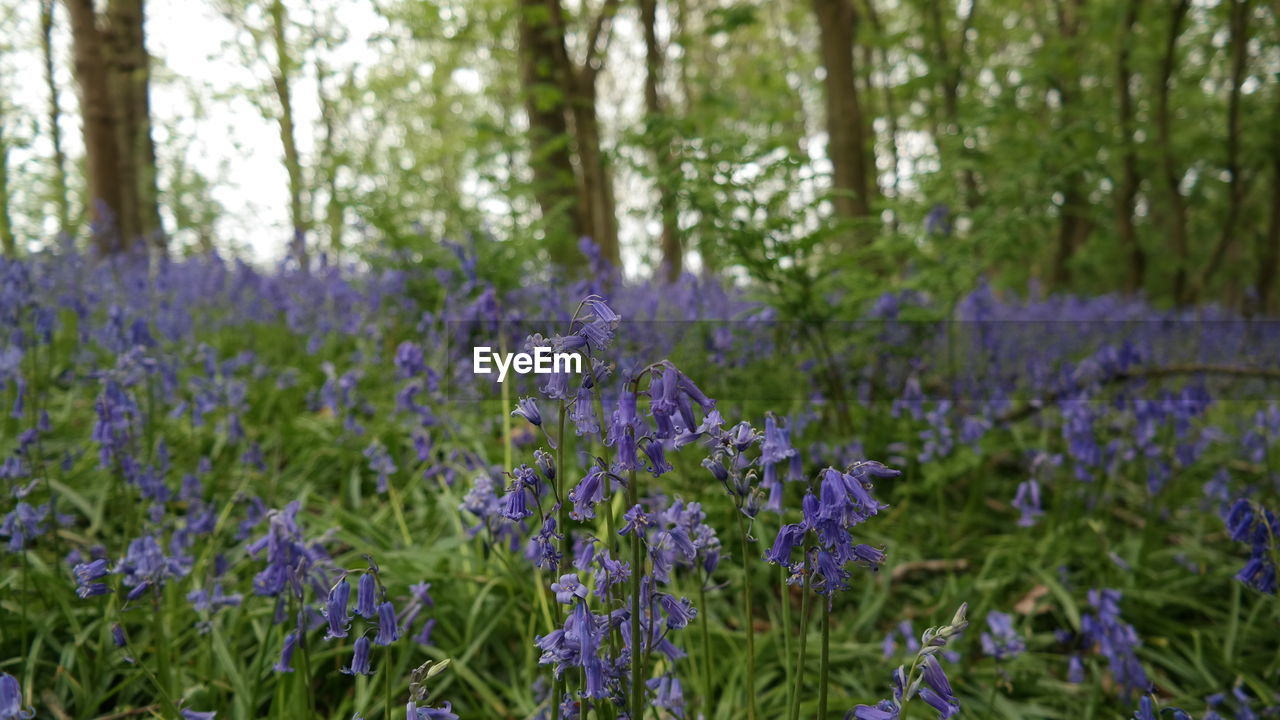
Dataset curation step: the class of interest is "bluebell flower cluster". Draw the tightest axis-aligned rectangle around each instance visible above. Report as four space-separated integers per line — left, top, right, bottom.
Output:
852 604 968 720
1074 589 1148 697
979 611 1025 660
1224 498 1278 595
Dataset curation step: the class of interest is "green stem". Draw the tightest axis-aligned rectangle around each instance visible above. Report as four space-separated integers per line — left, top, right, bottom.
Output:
384 644 393 720
629 464 644 720
298 624 316 719
780 562 793 713
789 552 813 720
697 572 713 716
818 596 830 720
736 512 758 720
153 593 175 705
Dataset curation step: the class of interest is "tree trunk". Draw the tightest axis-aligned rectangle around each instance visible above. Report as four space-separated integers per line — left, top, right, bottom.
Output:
546 0 621 267
316 58 344 259
1157 0 1191 305
924 0 980 209
1049 0 1091 291
812 0 872 227
517 0 584 269
1114 0 1144 294
41 0 71 237
1196 0 1250 306
109 0 163 250
640 0 681 280
0 112 13 256
864 0 900 233
1255 93 1280 315
270 0 308 270
569 72 619 266
65 0 130 253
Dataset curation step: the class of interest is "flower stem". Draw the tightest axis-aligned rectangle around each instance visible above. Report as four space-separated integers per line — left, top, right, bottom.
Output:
629 464 644 720
697 571 713 715
788 551 813 720
735 511 757 720
780 562 793 713
818 596 830 720
383 644 393 720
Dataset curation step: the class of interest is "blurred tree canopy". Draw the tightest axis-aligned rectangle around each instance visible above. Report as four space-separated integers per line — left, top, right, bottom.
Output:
0 0 1276 310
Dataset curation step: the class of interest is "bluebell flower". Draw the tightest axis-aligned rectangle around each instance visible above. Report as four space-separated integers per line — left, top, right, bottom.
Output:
1012 479 1044 527
181 710 216 719
979 611 1025 660
642 439 673 476
607 388 640 471
764 524 806 569
374 601 400 646
619 505 650 536
568 466 606 521
74 558 111 598
657 595 697 630
1079 589 1147 696
324 579 352 640
342 635 374 675
569 384 599 437
406 702 458 720
0 673 33 720
551 574 588 604
1224 497 1278 594
513 397 543 427
356 573 378 618
274 632 298 673
918 656 960 718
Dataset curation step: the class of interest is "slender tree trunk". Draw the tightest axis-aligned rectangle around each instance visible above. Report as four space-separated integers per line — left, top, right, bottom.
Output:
924 0 980 209
546 0 621 266
1196 0 1250 306
270 0 307 270
1049 0 1091 291
1255 93 1280 314
569 72 619 265
1157 0 1191 305
518 0 584 269
316 58 344 258
1114 0 1144 294
0 112 13 256
812 0 872 228
65 0 130 253
41 0 71 236
864 0 900 233
109 0 163 250
640 0 681 280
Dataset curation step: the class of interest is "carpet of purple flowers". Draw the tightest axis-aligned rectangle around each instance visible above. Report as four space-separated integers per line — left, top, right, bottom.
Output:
2 244 1279 719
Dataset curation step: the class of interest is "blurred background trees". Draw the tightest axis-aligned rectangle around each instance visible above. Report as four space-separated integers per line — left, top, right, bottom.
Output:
0 0 1276 310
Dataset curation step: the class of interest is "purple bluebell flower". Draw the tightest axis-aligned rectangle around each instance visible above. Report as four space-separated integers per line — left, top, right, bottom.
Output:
1224 497 1278 594
356 573 378 618
374 601 400 646
568 466 606 521
1012 479 1044 527
181 710 216 719
642 439 673 476
74 558 111 598
324 579 352 640
1079 589 1147 696
342 635 373 675
512 397 542 427
274 632 298 673
551 574 588 604
0 673 33 720
979 611 1025 660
